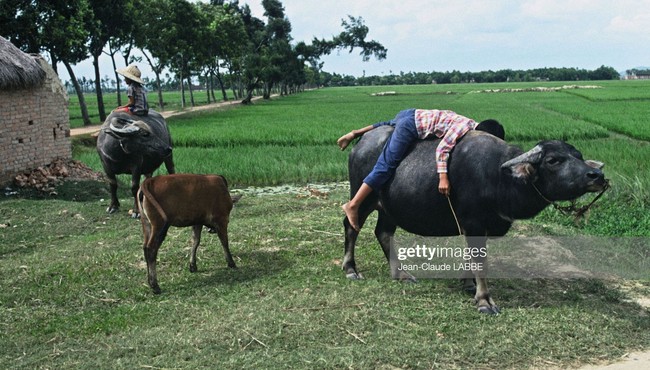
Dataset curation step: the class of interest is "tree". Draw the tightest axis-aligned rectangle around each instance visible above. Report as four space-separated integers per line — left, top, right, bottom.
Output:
104 0 135 106
0 0 40 53
88 0 131 122
236 3 267 103
259 0 294 99
590 65 620 80
131 0 175 110
198 2 247 102
309 16 387 63
0 0 95 125
137 0 204 108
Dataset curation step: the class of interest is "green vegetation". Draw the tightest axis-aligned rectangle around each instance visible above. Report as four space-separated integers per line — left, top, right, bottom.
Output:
1 183 648 368
74 80 650 236
2 81 650 368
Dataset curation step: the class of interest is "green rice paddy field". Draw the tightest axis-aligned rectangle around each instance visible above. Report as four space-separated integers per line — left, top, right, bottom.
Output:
1 80 648 369
75 80 650 235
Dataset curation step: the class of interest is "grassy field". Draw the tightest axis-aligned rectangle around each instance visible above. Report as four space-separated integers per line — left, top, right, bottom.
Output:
2 81 649 368
74 80 650 234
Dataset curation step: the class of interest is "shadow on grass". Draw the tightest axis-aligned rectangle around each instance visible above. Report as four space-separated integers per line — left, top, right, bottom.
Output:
160 249 293 297
396 275 649 320
1 179 125 203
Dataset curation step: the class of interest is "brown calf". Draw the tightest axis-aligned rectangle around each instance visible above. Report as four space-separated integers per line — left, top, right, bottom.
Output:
137 174 238 294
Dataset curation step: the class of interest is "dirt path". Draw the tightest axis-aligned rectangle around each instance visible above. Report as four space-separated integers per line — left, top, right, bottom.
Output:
576 351 650 370
69 95 271 137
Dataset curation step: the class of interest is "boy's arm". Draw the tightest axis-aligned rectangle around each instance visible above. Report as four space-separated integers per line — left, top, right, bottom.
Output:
435 122 474 195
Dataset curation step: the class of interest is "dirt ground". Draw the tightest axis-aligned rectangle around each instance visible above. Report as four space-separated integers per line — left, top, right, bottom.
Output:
575 351 650 370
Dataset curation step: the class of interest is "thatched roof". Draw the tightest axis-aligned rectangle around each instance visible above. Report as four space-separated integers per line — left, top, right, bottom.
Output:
0 36 46 90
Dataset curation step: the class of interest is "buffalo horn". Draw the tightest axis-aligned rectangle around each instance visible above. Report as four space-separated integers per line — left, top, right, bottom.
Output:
109 119 141 135
500 145 543 169
585 160 604 169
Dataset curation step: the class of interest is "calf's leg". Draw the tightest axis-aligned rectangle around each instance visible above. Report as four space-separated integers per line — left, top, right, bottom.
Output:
189 225 202 272
214 222 236 268
143 221 168 294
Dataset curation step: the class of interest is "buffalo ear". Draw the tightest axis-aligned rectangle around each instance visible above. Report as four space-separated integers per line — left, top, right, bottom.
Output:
585 160 604 169
500 145 543 182
503 163 537 182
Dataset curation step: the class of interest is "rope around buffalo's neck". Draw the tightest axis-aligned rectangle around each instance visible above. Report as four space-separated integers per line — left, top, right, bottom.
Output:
531 180 610 221
445 180 610 235
446 196 464 235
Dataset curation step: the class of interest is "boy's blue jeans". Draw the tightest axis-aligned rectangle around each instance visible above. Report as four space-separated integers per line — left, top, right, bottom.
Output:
364 109 418 190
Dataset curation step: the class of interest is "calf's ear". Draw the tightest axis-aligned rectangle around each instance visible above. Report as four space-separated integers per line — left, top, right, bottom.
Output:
500 145 543 183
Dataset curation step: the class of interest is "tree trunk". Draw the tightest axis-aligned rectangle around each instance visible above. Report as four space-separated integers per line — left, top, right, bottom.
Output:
242 89 254 104
209 73 217 102
110 54 122 106
205 72 211 104
140 49 165 110
242 78 258 105
215 70 228 101
187 77 195 107
263 82 271 99
154 71 164 110
63 61 92 126
92 54 107 122
180 70 186 109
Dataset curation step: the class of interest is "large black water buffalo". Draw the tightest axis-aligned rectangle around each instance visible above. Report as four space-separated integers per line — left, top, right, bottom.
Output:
343 126 607 314
97 110 175 218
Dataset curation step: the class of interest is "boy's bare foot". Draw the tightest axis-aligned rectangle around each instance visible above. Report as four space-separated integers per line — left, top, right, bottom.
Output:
341 202 360 231
337 132 355 150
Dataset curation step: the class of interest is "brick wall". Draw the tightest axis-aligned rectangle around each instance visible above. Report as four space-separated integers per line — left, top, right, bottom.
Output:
0 56 71 183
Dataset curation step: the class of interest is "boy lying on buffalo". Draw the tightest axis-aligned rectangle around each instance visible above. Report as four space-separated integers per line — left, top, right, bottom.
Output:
338 108 504 231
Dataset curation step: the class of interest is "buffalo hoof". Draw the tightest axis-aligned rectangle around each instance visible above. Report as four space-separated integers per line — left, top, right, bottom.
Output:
395 271 418 283
151 285 161 295
478 305 500 315
130 212 141 219
346 272 364 280
106 206 119 214
189 263 197 273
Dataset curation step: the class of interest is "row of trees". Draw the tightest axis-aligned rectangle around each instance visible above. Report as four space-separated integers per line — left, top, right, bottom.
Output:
65 64 623 95
0 0 386 125
321 65 622 87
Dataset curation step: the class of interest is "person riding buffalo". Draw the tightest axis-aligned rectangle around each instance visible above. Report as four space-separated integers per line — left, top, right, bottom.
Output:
114 64 149 116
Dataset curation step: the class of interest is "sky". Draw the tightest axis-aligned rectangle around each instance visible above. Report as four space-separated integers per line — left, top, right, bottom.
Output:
59 0 650 82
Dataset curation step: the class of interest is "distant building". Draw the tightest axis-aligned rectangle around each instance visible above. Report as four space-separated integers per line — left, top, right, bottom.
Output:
625 70 650 80
0 36 71 183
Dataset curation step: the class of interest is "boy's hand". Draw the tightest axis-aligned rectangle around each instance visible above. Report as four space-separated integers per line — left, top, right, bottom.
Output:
438 173 450 196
